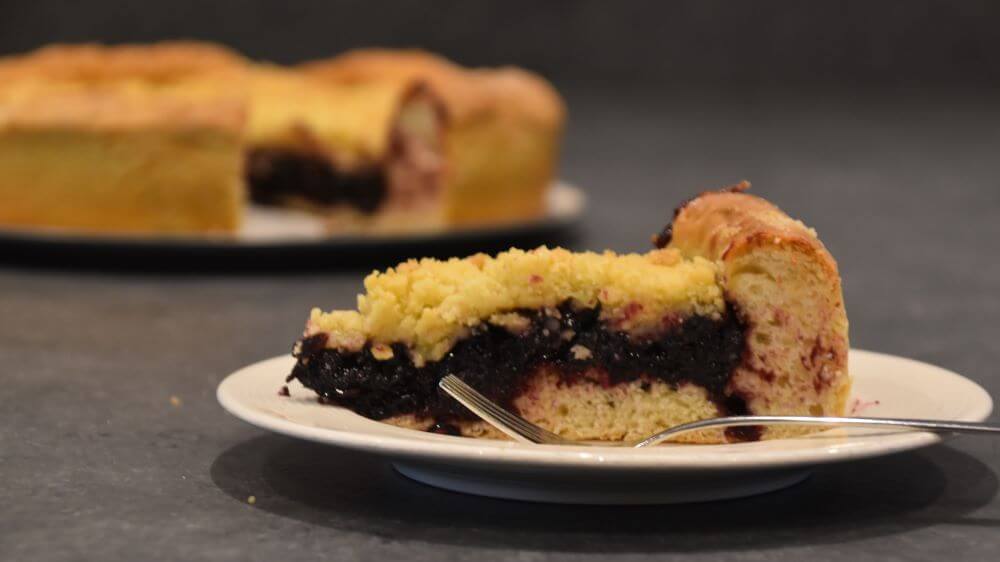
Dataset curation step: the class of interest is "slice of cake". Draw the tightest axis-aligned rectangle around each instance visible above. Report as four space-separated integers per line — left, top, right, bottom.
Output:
301 49 566 227
288 184 850 443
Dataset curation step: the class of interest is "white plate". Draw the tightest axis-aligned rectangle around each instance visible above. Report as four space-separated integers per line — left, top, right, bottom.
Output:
0 182 584 251
217 349 992 504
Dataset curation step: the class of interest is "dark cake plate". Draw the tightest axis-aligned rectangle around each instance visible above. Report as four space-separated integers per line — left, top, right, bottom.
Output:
0 182 584 269
217 350 991 504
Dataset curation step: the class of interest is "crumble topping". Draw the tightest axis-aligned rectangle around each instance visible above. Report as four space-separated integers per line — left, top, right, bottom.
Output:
306 246 725 363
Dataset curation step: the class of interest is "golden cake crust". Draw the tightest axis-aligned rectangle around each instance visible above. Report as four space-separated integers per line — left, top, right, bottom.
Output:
0 41 247 82
666 181 837 274
0 42 248 134
0 42 247 235
300 49 564 127
668 182 851 433
0 121 244 235
0 89 246 134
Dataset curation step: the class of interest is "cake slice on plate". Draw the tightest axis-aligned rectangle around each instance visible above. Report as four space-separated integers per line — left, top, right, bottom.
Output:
288 184 850 443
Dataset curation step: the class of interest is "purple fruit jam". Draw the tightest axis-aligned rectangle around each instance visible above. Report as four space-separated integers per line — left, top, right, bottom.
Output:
246 148 386 214
289 301 757 438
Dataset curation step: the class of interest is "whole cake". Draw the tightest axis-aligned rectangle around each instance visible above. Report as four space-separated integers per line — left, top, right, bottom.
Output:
0 42 564 235
288 184 850 443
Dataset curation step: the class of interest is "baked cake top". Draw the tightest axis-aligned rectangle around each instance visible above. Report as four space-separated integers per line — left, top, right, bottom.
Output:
0 87 245 134
306 246 724 363
300 48 565 129
0 41 247 83
0 42 248 134
247 65 428 166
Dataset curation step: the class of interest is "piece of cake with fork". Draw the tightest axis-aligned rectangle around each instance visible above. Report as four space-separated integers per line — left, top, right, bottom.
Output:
288 183 850 443
301 48 566 228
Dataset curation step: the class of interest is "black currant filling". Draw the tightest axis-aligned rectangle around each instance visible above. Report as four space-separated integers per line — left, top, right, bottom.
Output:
246 148 386 214
288 301 759 440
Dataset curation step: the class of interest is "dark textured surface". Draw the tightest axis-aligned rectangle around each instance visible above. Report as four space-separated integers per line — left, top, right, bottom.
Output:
4 88 1000 561
1 0 999 90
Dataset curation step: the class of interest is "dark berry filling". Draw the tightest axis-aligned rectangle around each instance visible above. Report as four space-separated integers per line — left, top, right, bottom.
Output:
246 148 386 214
288 301 757 439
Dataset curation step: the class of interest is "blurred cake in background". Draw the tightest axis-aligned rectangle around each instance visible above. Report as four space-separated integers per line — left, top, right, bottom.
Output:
287 185 850 443
302 49 566 228
0 42 566 236
0 42 247 234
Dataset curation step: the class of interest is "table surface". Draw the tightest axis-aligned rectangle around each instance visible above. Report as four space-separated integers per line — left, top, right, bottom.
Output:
4 89 1000 561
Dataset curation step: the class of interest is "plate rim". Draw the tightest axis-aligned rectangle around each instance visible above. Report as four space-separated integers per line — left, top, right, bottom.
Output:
217 349 994 471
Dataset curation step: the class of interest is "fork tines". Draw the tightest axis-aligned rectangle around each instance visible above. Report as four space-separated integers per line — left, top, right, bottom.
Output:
439 375 568 444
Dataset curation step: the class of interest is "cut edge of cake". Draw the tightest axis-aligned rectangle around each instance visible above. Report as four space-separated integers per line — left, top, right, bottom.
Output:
245 64 450 233
300 48 566 227
0 42 565 236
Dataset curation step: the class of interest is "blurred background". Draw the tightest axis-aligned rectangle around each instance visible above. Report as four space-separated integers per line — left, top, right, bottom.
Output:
2 0 998 253
2 1 997 253
3 0 998 89
2 0 999 351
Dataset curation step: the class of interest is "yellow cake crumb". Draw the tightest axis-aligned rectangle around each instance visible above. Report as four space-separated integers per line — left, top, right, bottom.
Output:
307 246 724 362
370 343 394 361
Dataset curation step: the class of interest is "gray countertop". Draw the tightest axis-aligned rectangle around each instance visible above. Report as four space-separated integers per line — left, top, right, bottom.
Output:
4 90 1000 561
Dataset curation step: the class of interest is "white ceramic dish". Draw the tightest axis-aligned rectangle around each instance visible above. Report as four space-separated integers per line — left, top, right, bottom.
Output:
217 349 992 504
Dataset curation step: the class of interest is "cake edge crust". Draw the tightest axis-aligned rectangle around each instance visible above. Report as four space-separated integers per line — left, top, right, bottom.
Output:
667 182 851 439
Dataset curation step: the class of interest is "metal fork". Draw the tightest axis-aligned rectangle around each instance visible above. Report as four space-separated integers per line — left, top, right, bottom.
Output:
438 374 1000 448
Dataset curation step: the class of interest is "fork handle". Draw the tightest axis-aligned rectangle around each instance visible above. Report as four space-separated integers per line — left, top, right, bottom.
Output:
634 415 1000 448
